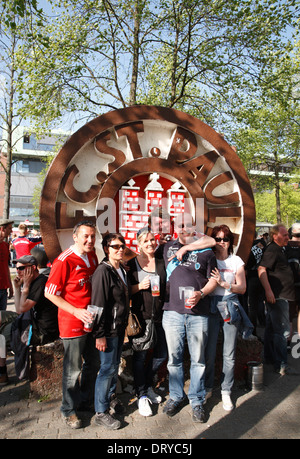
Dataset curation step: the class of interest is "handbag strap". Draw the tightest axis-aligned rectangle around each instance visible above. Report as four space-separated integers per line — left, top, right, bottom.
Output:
105 260 129 308
151 261 158 320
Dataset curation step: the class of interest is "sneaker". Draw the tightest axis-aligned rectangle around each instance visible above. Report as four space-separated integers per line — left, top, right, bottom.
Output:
277 366 300 376
138 396 153 416
163 397 187 417
147 387 162 404
222 394 234 411
0 372 9 386
110 393 125 414
95 411 121 430
62 413 82 429
192 405 206 423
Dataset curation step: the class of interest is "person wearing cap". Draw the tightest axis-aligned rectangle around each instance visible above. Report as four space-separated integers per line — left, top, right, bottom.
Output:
0 255 59 385
286 223 300 336
0 218 14 311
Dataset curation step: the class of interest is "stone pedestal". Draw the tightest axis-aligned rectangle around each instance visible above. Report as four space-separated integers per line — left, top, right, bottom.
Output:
29 340 64 399
28 335 263 399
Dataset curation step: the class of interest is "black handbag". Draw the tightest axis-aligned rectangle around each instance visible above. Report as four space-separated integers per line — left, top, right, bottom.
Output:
131 297 157 352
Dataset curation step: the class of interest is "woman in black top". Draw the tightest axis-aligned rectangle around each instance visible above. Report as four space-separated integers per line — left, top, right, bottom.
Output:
127 227 167 417
92 233 129 430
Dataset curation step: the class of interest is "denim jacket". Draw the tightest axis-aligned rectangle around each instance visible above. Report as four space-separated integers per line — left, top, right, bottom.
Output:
210 293 254 339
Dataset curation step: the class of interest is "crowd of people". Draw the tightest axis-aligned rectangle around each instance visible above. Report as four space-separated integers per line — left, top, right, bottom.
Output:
0 213 299 431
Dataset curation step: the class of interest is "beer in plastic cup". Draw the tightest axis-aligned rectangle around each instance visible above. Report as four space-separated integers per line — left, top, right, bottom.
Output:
184 287 195 309
83 305 102 332
150 275 160 297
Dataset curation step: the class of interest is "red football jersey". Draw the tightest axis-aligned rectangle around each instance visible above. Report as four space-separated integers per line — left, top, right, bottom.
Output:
45 248 98 338
0 241 11 289
13 236 42 258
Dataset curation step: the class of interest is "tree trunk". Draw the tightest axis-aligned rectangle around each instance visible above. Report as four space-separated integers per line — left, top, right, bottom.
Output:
2 38 16 219
129 1 141 105
274 158 281 224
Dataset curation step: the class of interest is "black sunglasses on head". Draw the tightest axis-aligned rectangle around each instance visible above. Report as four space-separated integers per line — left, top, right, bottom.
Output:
215 237 230 242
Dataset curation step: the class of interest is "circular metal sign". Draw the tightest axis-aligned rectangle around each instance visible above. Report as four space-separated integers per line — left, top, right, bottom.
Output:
40 105 255 262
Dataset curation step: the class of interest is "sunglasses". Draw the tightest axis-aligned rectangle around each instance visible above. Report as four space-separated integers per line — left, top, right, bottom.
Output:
215 237 230 243
108 244 126 250
177 224 194 229
16 265 33 271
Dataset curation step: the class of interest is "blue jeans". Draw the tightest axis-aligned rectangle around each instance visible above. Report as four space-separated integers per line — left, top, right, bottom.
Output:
205 312 238 394
162 310 208 408
264 299 290 370
0 290 8 311
94 334 124 413
61 333 100 417
132 323 168 397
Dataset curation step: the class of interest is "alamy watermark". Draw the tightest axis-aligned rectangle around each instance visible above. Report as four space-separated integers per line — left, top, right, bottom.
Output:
96 195 206 235
291 334 300 359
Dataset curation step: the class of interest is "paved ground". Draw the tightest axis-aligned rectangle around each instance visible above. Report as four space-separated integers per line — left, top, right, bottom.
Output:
1 289 300 441
1 354 300 440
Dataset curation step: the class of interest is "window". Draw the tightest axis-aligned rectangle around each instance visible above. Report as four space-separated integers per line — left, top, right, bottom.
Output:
12 159 44 174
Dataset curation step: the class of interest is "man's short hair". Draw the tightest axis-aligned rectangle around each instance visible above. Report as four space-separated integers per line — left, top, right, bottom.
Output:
148 207 170 225
31 247 49 268
269 224 285 241
72 220 96 235
18 223 28 232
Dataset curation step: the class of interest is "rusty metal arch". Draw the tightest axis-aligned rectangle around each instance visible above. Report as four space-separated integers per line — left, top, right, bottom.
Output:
40 105 255 262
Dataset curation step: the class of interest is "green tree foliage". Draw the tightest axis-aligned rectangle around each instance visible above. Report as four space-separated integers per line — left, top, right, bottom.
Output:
255 177 300 226
16 0 299 131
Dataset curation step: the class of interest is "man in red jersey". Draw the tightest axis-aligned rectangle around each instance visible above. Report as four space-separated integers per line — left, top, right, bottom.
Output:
45 220 100 429
12 224 42 259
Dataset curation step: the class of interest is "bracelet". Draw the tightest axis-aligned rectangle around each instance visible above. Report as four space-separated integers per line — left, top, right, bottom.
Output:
227 283 232 293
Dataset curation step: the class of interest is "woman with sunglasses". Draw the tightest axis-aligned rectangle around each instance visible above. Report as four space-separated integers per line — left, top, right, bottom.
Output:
127 227 167 417
91 233 129 430
205 224 247 411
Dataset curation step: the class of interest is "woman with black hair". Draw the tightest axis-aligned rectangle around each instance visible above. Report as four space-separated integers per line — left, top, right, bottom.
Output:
92 233 129 430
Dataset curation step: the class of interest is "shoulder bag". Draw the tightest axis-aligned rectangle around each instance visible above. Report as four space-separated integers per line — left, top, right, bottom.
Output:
126 302 142 337
131 265 158 352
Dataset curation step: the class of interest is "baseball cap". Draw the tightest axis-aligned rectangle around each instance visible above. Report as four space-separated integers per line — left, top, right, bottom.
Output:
291 223 300 234
12 255 38 266
0 218 14 227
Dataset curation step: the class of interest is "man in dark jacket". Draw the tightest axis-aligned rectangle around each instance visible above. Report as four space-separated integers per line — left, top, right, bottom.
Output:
258 224 298 375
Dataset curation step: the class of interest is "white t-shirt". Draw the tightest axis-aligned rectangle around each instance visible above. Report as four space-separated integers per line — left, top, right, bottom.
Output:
212 254 244 297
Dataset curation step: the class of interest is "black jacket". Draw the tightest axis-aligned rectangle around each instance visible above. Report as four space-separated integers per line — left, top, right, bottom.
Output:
127 256 166 324
91 260 130 339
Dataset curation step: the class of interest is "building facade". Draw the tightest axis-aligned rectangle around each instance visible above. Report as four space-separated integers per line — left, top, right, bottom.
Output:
0 126 71 227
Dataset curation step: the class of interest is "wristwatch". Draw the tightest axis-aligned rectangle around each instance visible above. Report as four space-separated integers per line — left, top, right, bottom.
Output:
199 289 205 299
